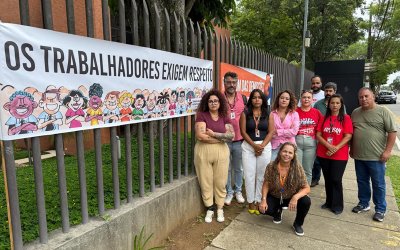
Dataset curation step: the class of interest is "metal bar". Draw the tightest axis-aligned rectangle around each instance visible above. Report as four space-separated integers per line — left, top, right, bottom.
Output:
158 120 164 187
85 0 94 37
41 0 53 29
154 3 161 50
168 119 173 183
149 122 155 192
138 123 145 196
203 26 208 60
110 127 120 208
176 118 181 179
225 36 229 63
55 134 70 232
164 9 171 52
214 32 220 89
189 20 195 57
125 125 133 202
131 0 139 45
102 0 110 40
196 22 201 58
118 0 126 43
191 115 195 174
94 129 105 215
65 0 75 34
220 34 224 63
208 28 213 62
32 137 48 243
181 15 187 56
184 117 188 176
76 131 89 224
19 0 30 25
173 12 180 53
2 141 23 249
143 0 150 47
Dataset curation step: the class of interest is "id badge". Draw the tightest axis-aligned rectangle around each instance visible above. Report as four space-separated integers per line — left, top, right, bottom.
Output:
327 137 333 144
230 112 235 119
255 129 260 138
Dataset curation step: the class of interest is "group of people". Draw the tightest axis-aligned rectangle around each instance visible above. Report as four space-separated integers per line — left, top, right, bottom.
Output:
194 72 397 236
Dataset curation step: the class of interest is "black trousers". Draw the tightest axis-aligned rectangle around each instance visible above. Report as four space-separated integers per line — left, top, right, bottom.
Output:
318 157 347 212
264 194 311 226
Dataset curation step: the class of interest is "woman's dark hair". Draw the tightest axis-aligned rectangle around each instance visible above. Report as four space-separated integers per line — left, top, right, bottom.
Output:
272 90 297 113
62 89 88 109
196 89 228 117
134 94 146 108
246 89 268 118
324 94 345 124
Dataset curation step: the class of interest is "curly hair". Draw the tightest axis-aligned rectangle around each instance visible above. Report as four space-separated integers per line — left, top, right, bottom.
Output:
269 142 306 195
272 90 297 113
196 89 228 117
245 89 268 119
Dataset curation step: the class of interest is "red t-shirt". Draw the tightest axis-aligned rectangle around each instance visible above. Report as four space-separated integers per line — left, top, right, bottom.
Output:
316 114 353 160
296 107 323 139
195 111 231 133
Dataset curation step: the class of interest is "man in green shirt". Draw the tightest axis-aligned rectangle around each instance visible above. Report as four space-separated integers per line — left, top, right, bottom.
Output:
350 87 397 222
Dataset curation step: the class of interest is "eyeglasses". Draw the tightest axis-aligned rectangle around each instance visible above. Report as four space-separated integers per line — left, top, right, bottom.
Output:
208 99 219 104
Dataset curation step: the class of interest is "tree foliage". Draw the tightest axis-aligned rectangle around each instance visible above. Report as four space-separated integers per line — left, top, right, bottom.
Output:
390 76 400 92
230 0 363 69
364 0 400 89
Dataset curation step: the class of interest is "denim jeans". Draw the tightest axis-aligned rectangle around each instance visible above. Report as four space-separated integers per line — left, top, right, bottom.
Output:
312 157 322 182
295 135 317 185
226 140 243 196
355 160 387 213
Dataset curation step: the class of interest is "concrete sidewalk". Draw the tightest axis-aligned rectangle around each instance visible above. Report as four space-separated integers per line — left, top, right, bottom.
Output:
206 159 400 249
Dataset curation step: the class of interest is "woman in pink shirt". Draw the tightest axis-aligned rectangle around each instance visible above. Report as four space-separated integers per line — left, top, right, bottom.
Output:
296 90 323 184
270 90 299 160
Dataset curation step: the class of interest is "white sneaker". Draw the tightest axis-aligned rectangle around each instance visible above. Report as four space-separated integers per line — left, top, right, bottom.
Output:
225 194 233 205
217 209 224 222
235 192 245 203
205 210 214 223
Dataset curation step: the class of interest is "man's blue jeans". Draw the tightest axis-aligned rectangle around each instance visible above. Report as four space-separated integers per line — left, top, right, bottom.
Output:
226 141 243 196
355 159 387 213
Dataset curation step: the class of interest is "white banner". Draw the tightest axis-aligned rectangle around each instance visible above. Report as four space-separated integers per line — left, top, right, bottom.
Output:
0 23 213 140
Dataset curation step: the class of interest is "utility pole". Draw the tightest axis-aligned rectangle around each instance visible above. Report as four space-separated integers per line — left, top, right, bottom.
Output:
300 0 309 93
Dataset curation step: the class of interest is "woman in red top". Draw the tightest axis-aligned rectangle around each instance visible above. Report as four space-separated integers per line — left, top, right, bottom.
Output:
316 94 353 215
296 90 323 185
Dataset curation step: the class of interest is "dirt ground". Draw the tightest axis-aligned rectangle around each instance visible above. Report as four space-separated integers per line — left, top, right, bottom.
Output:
163 201 247 250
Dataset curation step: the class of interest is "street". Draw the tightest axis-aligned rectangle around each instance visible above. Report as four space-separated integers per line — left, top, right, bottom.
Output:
381 93 400 152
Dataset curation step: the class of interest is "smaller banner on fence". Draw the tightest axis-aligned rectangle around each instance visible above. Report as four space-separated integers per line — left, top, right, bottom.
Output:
219 63 273 104
0 23 213 140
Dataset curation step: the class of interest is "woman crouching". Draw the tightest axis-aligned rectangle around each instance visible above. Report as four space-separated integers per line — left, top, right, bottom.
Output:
259 142 311 236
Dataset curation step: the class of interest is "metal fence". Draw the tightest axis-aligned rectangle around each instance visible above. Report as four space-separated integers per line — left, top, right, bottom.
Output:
0 0 313 249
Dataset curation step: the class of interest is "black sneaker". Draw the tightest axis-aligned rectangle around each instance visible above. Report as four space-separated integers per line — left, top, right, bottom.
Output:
310 180 319 187
373 212 385 222
321 203 330 209
352 204 370 213
292 223 304 236
273 210 282 224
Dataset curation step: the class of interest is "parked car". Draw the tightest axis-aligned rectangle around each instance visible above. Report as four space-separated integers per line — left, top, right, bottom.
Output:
376 90 397 104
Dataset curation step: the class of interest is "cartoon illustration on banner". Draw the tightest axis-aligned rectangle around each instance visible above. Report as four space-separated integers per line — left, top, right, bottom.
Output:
0 23 213 140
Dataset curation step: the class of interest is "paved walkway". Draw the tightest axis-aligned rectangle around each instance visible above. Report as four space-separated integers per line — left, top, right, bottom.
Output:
206 158 400 250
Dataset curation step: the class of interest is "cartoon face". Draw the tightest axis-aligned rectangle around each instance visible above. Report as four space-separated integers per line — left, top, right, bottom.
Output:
89 95 103 110
147 93 157 110
105 94 118 110
134 95 145 109
171 91 177 103
4 93 38 119
178 91 186 104
121 95 133 108
68 94 85 111
39 92 61 115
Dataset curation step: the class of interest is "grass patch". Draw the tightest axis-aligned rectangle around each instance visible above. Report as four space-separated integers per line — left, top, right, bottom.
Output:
387 155 400 210
0 132 193 249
